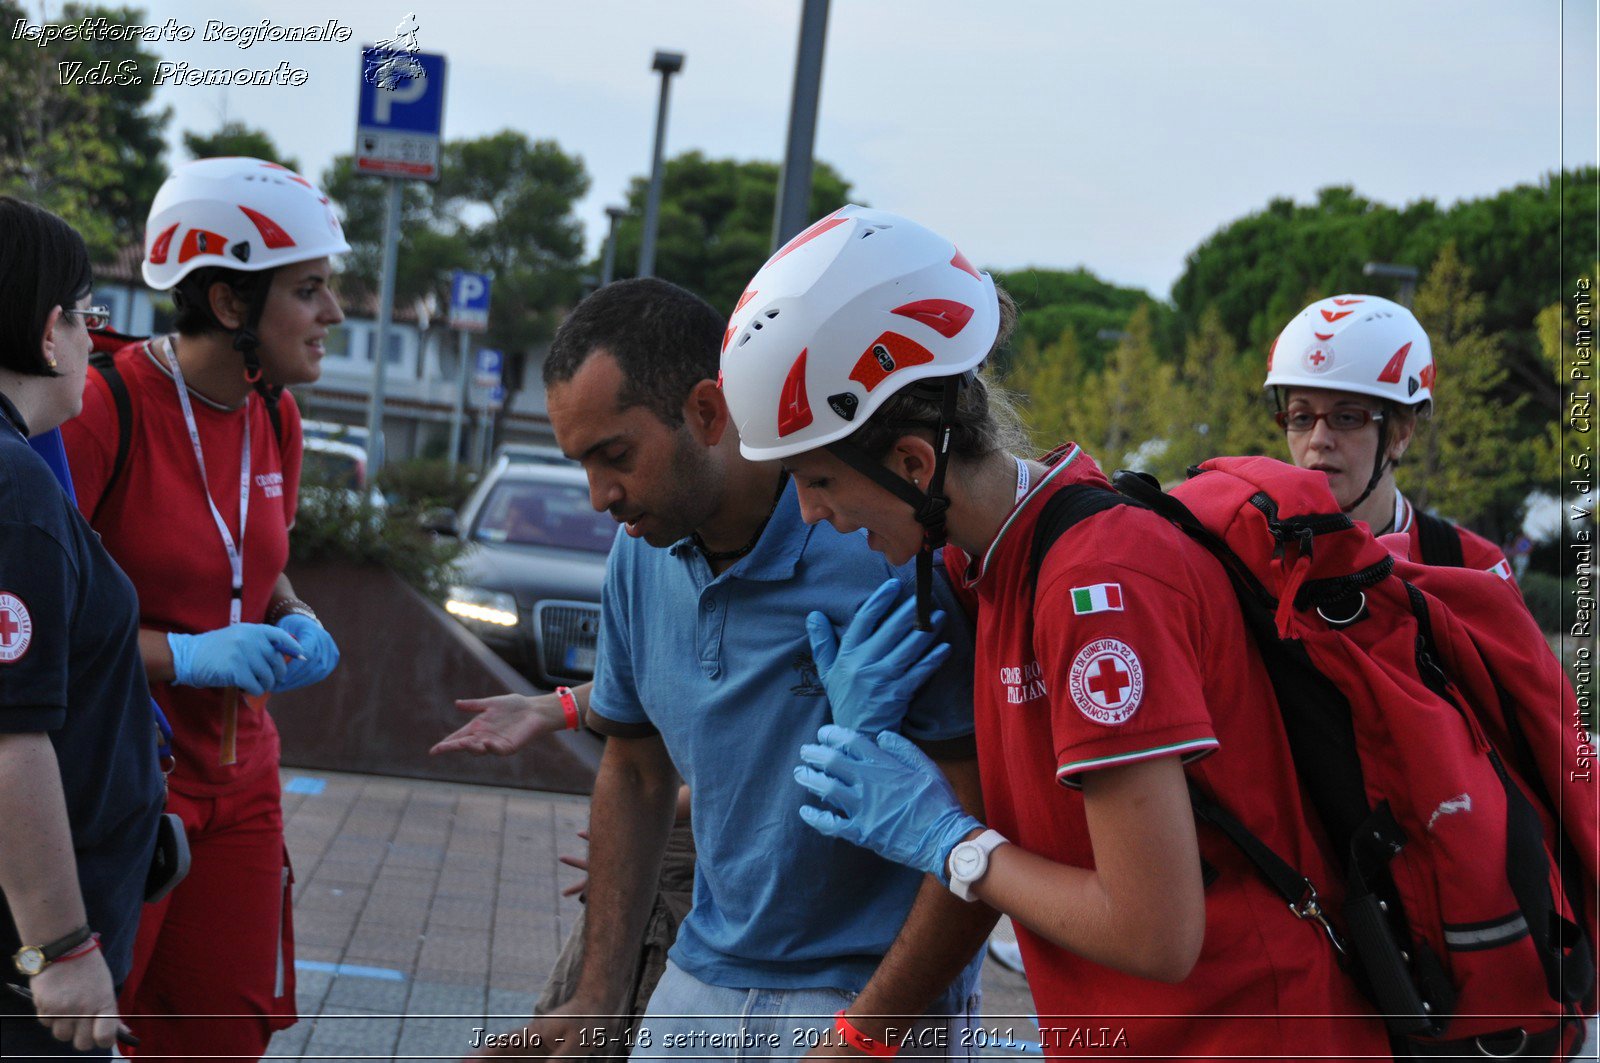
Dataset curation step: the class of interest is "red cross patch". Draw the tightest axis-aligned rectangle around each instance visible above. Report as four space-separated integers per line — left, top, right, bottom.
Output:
0 592 33 663
1301 345 1335 374
1068 638 1144 725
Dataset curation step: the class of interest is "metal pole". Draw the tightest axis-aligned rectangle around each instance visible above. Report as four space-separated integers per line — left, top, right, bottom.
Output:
600 206 625 287
448 329 469 469
772 0 831 249
638 51 683 278
365 179 402 475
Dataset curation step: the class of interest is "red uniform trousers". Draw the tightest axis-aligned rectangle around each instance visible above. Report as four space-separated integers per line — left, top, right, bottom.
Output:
118 765 295 1059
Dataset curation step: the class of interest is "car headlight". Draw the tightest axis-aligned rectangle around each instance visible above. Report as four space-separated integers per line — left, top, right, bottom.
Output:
445 585 520 628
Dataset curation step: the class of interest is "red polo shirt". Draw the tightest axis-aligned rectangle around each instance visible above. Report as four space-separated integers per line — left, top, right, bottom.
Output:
947 445 1387 1060
62 341 301 794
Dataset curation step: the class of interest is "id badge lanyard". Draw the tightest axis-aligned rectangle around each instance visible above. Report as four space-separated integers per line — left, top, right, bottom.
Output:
161 340 257 764
160 340 251 626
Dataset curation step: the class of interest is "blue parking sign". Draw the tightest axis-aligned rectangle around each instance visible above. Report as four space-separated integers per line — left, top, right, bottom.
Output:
450 270 491 332
474 348 503 389
356 48 446 180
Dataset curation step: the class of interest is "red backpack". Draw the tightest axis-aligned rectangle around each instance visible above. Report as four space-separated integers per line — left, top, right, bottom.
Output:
1030 456 1596 1057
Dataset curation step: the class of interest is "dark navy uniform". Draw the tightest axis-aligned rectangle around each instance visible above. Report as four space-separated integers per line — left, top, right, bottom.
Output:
0 392 163 1054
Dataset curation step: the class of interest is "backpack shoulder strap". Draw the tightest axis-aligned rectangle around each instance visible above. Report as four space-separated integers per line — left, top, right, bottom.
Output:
1415 510 1466 568
1026 483 1137 589
261 385 286 451
88 350 133 514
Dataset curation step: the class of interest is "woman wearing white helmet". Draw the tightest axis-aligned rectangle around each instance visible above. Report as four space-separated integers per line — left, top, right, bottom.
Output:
1265 295 1516 583
720 206 1390 1058
60 157 349 1056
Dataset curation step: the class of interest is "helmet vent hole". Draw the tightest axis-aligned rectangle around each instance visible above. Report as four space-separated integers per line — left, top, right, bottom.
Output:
764 309 780 319
737 332 751 347
752 321 763 331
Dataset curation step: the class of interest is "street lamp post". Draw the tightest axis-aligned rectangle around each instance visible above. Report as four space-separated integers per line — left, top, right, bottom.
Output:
772 0 831 248
600 205 626 287
638 50 684 279
1363 261 1420 308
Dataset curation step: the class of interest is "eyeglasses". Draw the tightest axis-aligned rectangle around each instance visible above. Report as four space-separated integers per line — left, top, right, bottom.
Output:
1275 408 1385 433
64 305 112 330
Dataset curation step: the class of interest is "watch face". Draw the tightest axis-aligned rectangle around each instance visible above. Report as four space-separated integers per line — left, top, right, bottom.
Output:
951 844 983 880
14 946 45 976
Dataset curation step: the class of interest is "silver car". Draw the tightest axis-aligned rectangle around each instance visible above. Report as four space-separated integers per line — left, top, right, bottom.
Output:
440 461 616 688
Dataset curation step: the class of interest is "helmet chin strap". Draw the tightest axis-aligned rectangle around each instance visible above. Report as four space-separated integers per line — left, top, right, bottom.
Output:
232 273 283 409
826 377 964 632
1342 415 1391 515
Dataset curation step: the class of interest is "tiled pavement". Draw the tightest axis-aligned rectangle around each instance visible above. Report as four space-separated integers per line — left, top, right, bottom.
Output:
266 769 1038 1061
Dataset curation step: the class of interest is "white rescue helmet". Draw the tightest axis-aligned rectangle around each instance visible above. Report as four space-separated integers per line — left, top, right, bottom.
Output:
142 157 351 290
720 204 1000 462
1264 294 1434 411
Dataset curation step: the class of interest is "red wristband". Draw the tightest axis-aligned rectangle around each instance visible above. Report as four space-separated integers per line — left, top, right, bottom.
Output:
53 933 101 966
556 686 580 731
834 1011 899 1058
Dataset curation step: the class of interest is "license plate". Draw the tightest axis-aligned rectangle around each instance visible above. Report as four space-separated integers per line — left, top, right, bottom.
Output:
565 646 596 672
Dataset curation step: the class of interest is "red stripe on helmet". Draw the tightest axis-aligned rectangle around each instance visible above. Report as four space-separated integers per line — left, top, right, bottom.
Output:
239 205 297 249
1331 297 1364 306
178 228 229 263
1320 309 1353 323
734 287 758 314
1419 363 1436 391
950 249 980 280
770 211 846 265
849 331 934 393
891 299 974 338
1314 331 1334 341
722 326 736 354
261 161 314 189
778 349 814 437
1376 341 1412 384
148 222 180 265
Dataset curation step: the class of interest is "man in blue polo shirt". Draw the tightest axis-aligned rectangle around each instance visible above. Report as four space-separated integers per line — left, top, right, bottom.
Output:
465 278 992 1059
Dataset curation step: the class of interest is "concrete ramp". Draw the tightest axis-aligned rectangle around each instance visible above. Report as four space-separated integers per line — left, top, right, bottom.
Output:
273 561 602 795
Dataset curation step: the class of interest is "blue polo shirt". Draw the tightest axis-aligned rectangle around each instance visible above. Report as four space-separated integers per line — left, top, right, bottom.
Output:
590 480 979 994
0 394 163 987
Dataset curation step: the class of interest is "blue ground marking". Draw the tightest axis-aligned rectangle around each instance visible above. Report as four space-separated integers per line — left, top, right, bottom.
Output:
284 776 326 795
294 959 406 982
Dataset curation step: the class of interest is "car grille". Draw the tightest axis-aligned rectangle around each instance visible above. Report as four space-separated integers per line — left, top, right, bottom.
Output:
533 600 601 682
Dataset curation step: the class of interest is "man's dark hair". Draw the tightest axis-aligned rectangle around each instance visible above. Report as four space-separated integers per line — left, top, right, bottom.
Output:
544 277 723 426
0 196 92 378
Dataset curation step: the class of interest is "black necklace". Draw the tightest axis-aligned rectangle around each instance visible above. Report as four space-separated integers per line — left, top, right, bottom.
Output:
694 471 790 563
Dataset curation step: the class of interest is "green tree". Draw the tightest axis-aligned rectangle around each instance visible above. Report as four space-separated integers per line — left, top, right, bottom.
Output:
1164 306 1280 476
1061 305 1178 474
182 121 299 172
322 131 590 399
0 0 169 260
1002 328 1088 453
606 151 853 312
1403 243 1530 534
992 267 1166 377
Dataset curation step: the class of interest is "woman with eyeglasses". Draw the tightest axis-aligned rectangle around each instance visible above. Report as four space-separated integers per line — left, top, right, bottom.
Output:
59 157 348 1057
0 197 164 1055
1264 294 1516 583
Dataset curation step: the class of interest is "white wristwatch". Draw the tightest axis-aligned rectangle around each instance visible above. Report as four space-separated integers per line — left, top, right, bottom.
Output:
946 829 1008 901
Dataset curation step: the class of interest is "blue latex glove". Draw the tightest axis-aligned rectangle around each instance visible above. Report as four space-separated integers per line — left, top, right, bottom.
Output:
167 624 303 697
795 724 983 882
806 578 953 736
275 613 341 692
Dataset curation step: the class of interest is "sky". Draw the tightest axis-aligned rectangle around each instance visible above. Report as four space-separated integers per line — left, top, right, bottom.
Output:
25 0 1600 298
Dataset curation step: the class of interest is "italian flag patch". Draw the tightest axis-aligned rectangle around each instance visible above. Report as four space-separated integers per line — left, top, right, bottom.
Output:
1070 582 1124 615
1487 559 1513 582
